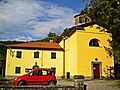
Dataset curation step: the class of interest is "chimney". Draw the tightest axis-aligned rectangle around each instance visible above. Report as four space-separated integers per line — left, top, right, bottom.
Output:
49 37 54 43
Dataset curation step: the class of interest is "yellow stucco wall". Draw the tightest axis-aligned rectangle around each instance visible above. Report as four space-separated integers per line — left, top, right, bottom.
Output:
59 35 78 76
60 24 114 78
67 32 78 76
5 49 63 77
76 24 114 77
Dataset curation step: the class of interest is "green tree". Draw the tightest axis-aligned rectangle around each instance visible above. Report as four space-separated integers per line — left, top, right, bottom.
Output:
0 45 7 75
61 28 74 36
0 41 24 76
84 0 120 77
39 32 59 42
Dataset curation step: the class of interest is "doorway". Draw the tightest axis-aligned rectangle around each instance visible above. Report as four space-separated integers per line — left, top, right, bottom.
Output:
92 62 101 79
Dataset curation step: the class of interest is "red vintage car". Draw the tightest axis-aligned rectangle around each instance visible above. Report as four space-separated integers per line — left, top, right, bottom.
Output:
13 68 57 86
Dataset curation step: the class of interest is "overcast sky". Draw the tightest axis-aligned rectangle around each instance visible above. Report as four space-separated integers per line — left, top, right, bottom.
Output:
0 0 89 41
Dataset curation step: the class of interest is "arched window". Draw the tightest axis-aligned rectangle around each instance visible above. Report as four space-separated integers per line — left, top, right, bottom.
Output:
89 39 100 47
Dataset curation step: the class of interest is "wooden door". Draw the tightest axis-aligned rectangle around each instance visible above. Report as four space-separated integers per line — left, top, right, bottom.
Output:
93 64 100 79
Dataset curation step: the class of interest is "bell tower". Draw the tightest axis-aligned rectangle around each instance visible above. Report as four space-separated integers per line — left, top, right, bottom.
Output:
74 12 91 26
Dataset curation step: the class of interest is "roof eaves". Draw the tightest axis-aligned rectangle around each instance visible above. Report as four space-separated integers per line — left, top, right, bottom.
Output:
68 26 85 37
56 36 63 43
74 13 82 18
57 26 85 43
76 21 97 27
8 45 64 51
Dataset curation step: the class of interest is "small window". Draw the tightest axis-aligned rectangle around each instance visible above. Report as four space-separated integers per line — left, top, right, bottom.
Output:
16 51 22 58
34 52 39 58
15 67 21 74
89 39 100 47
51 52 56 59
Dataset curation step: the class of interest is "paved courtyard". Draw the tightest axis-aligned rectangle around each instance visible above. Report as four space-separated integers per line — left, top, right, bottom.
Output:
85 80 120 90
57 79 120 90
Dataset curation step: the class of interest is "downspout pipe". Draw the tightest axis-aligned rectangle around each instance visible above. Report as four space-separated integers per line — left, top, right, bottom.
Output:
63 38 65 78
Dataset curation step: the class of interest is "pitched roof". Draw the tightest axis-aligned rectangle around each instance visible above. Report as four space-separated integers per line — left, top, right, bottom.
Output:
57 21 103 43
7 42 64 51
57 27 84 43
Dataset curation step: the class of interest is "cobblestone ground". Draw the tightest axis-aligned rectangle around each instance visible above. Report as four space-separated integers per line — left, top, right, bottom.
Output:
85 80 120 90
57 79 120 90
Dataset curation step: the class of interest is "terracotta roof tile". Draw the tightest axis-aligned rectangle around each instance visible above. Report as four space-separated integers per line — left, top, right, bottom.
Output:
7 42 64 51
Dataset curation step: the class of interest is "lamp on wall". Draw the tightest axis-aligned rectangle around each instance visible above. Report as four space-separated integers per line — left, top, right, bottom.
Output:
36 49 39 52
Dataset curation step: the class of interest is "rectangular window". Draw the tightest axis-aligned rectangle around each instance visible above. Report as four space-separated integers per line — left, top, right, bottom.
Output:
16 51 22 58
51 52 56 59
15 67 21 74
34 52 39 58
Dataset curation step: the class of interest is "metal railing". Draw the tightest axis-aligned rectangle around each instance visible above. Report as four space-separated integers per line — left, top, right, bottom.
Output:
0 85 84 90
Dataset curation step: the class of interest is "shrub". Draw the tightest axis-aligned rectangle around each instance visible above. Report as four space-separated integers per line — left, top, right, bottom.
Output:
73 75 84 79
61 76 65 79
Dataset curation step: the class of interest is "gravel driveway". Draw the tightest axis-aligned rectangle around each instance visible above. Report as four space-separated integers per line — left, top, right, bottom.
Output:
57 79 120 90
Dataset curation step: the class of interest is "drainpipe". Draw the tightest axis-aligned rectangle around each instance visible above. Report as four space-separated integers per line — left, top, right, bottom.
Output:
63 38 65 78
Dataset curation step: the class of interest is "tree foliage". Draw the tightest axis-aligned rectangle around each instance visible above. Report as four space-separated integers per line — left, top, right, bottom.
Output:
84 0 120 63
0 41 24 68
61 28 72 36
38 32 59 42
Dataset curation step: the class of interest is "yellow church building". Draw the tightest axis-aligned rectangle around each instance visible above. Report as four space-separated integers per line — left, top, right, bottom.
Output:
58 21 114 79
5 14 114 79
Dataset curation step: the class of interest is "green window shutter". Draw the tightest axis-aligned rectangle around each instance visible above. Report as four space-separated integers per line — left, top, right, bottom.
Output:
34 52 39 58
51 52 56 59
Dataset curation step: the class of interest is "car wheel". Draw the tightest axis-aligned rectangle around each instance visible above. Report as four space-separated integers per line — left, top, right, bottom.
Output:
18 81 25 86
48 81 56 85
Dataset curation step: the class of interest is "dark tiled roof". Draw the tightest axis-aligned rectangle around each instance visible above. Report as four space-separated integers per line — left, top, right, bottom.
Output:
7 42 64 51
74 14 82 18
